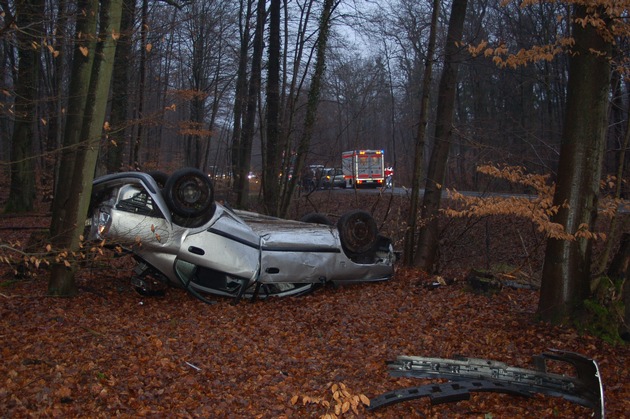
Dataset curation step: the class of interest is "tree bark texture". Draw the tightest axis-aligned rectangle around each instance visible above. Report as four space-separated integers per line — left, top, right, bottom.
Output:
234 0 265 209
129 0 148 168
6 0 44 213
607 233 630 336
278 0 335 217
49 0 98 241
49 0 123 296
263 0 282 216
403 0 440 265
537 5 612 323
106 0 135 174
597 82 630 275
45 0 69 189
414 0 468 271
230 0 252 199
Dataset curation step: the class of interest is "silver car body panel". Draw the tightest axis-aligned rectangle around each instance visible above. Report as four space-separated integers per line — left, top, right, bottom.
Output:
88 172 395 297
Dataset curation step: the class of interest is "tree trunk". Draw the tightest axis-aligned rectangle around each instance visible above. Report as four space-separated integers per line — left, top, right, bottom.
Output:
106 0 135 174
5 0 44 213
403 0 439 265
276 0 315 203
49 0 98 220
49 0 123 296
262 0 282 216
43 0 68 198
278 0 335 217
607 233 630 338
234 0 265 209
130 0 148 169
414 0 468 271
596 76 630 275
230 0 252 201
537 5 612 323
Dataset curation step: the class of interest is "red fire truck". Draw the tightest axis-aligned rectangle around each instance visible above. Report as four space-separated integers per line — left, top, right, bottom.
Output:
341 149 385 188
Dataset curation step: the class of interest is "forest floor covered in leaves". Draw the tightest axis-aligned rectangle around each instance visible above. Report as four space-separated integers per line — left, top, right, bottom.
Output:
1 189 629 417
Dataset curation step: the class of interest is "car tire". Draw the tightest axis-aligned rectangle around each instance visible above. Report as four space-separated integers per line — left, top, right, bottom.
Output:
300 212 333 225
147 170 169 188
337 210 379 255
164 168 215 225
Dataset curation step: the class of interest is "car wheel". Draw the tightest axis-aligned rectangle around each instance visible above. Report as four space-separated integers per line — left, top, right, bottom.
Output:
164 168 215 225
337 210 379 255
147 170 169 188
300 212 333 225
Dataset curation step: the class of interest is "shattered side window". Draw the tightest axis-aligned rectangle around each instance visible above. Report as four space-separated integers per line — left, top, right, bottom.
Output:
116 185 161 217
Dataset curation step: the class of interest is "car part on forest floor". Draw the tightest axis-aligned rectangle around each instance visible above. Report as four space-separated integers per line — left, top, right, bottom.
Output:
368 349 604 418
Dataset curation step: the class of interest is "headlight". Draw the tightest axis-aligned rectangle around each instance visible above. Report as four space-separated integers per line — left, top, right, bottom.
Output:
96 211 112 238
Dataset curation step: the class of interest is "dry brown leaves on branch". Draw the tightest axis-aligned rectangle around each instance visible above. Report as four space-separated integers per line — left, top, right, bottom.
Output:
444 164 615 242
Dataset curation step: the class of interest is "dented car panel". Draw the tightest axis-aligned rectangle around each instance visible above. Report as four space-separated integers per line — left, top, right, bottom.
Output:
88 171 395 302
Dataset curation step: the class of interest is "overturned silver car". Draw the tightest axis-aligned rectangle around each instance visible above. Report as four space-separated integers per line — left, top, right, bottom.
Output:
87 168 395 303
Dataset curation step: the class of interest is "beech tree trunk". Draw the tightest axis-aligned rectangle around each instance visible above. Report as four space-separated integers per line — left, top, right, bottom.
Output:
607 234 630 338
5 0 44 213
229 0 252 202
537 5 612 323
403 0 440 265
278 0 336 217
49 0 123 296
414 0 468 271
129 0 148 168
234 0 265 209
263 0 282 216
597 79 630 275
106 0 135 173
46 0 68 190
